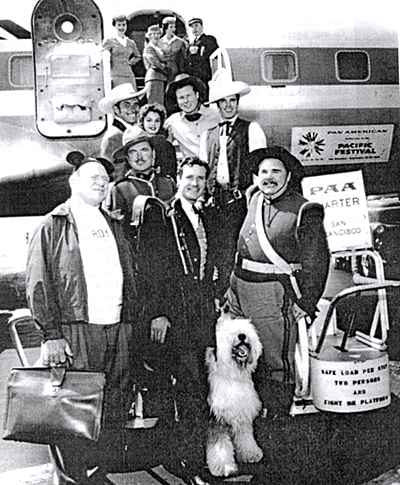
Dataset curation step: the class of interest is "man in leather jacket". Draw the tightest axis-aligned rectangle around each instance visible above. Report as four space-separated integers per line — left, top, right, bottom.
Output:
26 153 137 484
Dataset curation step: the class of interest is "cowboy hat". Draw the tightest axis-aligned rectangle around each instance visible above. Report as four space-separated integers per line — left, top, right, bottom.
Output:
99 83 147 115
165 73 208 108
208 81 250 104
207 68 251 104
249 146 305 183
112 126 164 160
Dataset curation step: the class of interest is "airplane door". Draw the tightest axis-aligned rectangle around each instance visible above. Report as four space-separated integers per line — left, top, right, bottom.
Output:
31 0 106 138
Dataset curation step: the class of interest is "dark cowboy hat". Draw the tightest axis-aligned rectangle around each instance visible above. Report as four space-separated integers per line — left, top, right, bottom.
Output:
165 73 208 108
249 146 305 184
66 151 114 176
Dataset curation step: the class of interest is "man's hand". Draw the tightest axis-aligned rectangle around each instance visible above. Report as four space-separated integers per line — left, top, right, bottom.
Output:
150 316 170 343
214 298 221 317
41 339 73 367
292 302 308 323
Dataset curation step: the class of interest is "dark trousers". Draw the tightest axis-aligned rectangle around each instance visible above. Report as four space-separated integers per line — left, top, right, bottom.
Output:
50 322 132 484
206 196 247 299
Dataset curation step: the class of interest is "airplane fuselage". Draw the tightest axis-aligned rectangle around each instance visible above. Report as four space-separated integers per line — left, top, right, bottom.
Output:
0 3 399 308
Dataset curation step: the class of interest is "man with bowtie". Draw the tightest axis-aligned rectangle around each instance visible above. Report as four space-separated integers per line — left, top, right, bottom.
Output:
199 73 267 299
164 74 220 158
185 18 218 89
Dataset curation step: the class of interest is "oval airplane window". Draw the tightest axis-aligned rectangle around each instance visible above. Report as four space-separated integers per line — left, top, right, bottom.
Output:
336 51 370 82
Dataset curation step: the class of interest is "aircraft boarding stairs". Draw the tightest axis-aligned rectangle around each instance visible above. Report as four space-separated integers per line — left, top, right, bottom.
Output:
290 248 400 416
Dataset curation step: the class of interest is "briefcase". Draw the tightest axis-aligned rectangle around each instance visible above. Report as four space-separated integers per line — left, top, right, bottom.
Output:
3 366 105 444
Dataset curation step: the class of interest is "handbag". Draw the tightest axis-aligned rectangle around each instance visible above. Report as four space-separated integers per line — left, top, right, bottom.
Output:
3 366 105 444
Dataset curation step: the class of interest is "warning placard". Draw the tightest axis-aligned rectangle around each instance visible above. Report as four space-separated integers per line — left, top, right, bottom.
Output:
302 170 372 252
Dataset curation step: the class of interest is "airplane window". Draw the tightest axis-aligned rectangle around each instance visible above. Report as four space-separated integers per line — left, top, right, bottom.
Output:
263 52 297 82
336 51 370 82
10 54 34 87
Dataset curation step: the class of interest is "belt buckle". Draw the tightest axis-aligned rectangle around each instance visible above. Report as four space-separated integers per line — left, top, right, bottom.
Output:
233 189 242 200
207 196 216 208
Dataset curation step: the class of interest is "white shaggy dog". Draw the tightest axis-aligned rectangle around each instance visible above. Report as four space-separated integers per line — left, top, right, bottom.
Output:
205 313 264 477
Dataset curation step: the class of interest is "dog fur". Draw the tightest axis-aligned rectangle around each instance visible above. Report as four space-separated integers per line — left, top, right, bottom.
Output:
205 314 264 477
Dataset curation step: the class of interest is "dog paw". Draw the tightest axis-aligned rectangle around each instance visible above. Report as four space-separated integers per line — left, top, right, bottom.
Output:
239 445 263 463
208 462 238 477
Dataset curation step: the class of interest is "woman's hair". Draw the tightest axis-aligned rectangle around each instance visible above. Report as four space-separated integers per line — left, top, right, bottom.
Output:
112 15 127 27
162 17 176 35
138 103 167 132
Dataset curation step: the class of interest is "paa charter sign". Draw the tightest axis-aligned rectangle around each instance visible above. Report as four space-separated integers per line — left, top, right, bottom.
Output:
302 171 372 252
291 124 394 166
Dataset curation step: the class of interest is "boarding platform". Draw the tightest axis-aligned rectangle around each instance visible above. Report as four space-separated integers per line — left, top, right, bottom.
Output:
3 262 400 484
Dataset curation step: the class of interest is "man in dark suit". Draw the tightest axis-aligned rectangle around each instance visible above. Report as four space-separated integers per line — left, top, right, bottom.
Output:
136 157 216 387
185 18 218 90
131 156 217 485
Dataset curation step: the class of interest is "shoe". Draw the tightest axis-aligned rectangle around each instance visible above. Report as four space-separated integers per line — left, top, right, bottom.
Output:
84 469 116 485
177 461 216 485
188 475 211 485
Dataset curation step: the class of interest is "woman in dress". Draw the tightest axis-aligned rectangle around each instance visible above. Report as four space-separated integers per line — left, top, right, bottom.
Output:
142 25 168 105
102 15 141 89
159 16 187 83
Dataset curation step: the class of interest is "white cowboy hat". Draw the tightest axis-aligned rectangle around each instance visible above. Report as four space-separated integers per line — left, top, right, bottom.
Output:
98 83 147 114
207 68 251 104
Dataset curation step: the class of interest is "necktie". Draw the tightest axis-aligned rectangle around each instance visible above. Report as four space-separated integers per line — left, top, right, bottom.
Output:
195 218 207 281
216 124 230 186
189 205 199 230
185 113 202 122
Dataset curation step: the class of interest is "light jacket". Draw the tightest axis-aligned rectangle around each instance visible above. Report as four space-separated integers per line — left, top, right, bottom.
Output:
143 43 168 82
